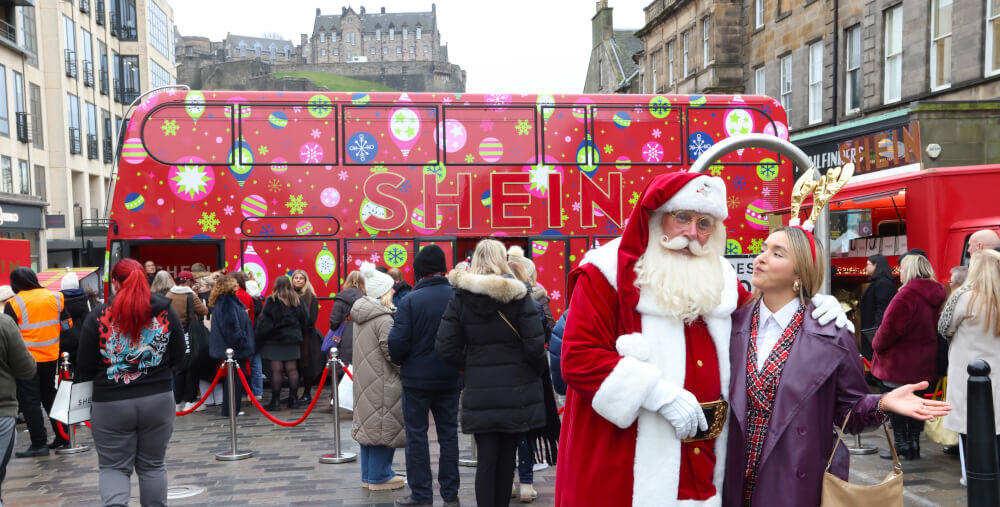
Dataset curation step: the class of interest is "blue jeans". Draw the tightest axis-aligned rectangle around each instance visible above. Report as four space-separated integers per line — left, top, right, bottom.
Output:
0 416 15 504
402 387 460 502
360 445 396 484
250 353 263 398
517 435 533 484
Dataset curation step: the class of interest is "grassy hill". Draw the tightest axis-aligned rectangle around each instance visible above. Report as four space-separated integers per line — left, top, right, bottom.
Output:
273 72 397 92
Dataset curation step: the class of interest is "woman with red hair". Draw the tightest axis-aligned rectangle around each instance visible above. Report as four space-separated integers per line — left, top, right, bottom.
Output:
77 259 186 506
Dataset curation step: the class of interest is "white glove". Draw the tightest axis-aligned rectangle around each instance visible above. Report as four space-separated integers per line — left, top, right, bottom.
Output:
811 294 855 333
648 381 708 440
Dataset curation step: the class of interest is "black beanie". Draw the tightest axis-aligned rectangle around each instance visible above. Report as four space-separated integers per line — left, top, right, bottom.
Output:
10 267 41 293
414 244 447 280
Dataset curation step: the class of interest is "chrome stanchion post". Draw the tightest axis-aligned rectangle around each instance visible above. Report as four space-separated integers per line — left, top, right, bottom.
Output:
55 352 90 455
215 349 253 461
847 433 878 455
320 348 356 464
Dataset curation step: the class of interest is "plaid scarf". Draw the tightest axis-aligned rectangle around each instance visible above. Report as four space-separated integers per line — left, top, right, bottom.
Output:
742 301 806 506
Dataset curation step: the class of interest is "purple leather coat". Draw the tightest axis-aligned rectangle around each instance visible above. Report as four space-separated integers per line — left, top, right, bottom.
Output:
723 302 884 507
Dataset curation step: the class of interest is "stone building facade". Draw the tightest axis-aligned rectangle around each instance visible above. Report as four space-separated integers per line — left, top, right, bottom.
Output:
302 5 447 65
583 1 643 93
223 33 295 63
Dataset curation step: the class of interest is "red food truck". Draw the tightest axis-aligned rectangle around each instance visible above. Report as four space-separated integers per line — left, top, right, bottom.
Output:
0 238 31 285
106 90 793 325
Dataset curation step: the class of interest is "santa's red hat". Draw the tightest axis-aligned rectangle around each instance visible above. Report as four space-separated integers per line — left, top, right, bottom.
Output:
615 172 728 333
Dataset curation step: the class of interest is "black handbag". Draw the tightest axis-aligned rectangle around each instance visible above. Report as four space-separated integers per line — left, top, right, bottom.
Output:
935 332 949 377
179 294 209 370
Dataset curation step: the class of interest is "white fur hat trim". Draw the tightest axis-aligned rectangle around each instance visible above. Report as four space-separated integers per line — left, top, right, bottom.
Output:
656 175 728 220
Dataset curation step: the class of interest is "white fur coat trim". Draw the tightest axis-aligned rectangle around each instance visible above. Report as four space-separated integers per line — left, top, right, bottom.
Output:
584 237 735 506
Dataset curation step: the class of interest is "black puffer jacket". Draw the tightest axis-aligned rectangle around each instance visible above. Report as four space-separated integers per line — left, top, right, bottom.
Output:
436 270 546 434
329 287 363 365
254 297 309 346
60 289 93 366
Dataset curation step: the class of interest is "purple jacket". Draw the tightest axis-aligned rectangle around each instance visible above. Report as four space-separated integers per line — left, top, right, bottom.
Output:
723 302 884 507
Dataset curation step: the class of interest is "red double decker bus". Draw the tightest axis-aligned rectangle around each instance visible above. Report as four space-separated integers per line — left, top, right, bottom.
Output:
106 90 791 324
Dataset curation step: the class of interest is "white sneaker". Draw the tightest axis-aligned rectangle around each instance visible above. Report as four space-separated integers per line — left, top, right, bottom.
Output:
194 403 207 412
182 402 196 412
532 463 549 472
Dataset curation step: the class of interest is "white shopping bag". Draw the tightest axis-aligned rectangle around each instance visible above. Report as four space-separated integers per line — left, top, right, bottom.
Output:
337 366 354 412
50 381 94 424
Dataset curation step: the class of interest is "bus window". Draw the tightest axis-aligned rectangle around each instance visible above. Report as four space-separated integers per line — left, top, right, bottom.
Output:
239 104 338 167
443 105 538 166
591 105 683 166
541 105 588 167
141 103 234 166
343 104 439 165
686 105 783 165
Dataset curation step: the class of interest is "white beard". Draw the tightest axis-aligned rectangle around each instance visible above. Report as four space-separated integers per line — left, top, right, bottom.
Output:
633 224 726 323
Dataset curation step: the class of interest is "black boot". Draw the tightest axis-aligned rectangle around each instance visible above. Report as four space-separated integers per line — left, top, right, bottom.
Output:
264 397 282 412
881 414 911 460
908 418 923 460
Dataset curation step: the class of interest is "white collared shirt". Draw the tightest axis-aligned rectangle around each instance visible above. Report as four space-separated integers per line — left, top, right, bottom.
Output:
755 298 801 372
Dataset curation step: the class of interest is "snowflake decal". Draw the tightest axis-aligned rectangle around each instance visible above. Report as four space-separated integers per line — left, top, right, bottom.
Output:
762 186 773 197
727 196 740 208
726 241 742 255
198 212 220 232
604 221 620 234
710 165 723 176
628 191 640 205
171 165 212 199
464 154 475 163
385 245 405 265
338 170 349 181
285 194 307 215
260 224 274 236
400 180 412 193
733 176 747 190
347 133 376 163
369 253 380 263
515 119 532 136
571 201 581 212
642 142 664 162
258 145 269 156
758 161 778 179
749 238 764 254
603 144 614 154
485 93 511 110
224 205 235 216
148 215 161 228
651 128 662 139
310 129 322 139
300 143 324 163
551 290 561 301
267 179 283 193
687 132 714 160
161 119 179 136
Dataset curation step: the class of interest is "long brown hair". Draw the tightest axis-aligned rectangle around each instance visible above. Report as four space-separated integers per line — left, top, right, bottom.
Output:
291 269 317 302
343 271 366 295
209 276 239 307
269 276 300 307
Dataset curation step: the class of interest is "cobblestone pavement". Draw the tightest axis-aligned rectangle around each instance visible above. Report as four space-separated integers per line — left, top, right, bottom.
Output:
3 403 969 506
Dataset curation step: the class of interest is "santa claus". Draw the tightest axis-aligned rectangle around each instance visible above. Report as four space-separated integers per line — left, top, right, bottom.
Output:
554 172 848 506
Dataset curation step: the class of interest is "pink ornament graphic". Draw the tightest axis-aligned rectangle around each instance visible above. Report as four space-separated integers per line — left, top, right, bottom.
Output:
434 119 467 153
763 121 789 140
299 142 324 163
571 97 594 123
270 157 288 173
642 141 664 163
167 156 214 202
521 156 564 199
320 187 341 208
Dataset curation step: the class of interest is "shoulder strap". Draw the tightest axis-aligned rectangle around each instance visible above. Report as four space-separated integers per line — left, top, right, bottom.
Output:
826 410 900 470
185 293 195 322
497 310 520 338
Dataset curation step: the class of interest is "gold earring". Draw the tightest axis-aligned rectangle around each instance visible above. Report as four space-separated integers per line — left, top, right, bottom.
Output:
793 280 801 293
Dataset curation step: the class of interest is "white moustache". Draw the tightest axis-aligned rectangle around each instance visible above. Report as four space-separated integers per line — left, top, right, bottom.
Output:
659 235 712 256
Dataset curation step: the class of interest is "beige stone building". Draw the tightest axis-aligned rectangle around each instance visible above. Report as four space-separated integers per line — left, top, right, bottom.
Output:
0 0 176 270
303 5 448 65
583 0 643 93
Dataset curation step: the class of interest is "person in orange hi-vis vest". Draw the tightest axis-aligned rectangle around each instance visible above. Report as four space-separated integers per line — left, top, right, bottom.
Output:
4 268 71 457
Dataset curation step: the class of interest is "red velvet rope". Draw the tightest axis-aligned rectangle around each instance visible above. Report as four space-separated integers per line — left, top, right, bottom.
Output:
175 363 227 416
236 365 329 427
341 364 353 381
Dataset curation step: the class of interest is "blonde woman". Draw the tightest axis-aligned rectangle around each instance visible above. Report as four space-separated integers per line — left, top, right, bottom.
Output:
328 270 366 369
871 254 947 459
149 271 175 297
939 249 1000 478
352 263 404 490
291 270 322 404
507 246 555 329
723 227 949 506
436 239 547 507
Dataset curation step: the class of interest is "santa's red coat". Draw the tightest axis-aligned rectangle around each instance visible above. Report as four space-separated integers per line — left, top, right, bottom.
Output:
554 239 751 506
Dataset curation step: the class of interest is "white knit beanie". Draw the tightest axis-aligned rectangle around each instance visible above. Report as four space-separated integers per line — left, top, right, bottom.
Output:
0 285 12 303
360 262 394 299
60 273 80 291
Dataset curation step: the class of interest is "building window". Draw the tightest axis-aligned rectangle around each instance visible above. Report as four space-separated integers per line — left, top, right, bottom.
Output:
424 45 429 54
19 6 38 68
67 93 81 154
239 42 246 57
650 50 658 92
64 16 77 79
383 47 388 54
884 6 903 103
682 30 690 77
755 0 764 29
147 0 169 58
376 29 381 40
29 83 42 149
808 42 823 124
390 28 394 41
416 27 422 39
270 45 276 60
1 158 11 194
409 46 415 54
351 33 356 45
34 165 45 199
370 47 376 55
150 59 171 88
598 58 603 86
319 32 325 43
780 54 792 114
702 18 710 66
320 49 326 56
332 32 336 43
667 41 675 86
0 66 7 136
755 66 765 95
931 0 952 89
845 25 861 112
989 0 1000 76
397 47 402 54
403 28 408 40
778 0 791 16
333 48 338 56
18 160 29 195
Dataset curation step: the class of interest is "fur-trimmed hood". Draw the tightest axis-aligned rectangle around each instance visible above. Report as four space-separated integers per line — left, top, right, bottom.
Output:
447 269 527 303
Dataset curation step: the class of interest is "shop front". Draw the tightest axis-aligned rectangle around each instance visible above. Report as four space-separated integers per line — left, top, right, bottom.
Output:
0 198 46 271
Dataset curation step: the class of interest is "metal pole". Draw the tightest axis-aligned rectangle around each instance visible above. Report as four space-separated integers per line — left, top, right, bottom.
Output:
215 349 253 461
814 206 832 295
55 352 90 455
847 432 878 455
966 360 999 507
320 348 356 464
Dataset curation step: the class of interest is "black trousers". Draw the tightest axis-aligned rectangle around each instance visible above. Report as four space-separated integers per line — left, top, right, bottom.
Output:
15 360 59 447
402 388 460 503
474 432 520 507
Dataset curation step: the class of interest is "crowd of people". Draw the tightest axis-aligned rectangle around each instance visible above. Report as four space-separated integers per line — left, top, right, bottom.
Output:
0 174 998 506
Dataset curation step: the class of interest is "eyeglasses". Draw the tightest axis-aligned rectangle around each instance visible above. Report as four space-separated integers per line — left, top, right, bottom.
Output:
670 210 716 234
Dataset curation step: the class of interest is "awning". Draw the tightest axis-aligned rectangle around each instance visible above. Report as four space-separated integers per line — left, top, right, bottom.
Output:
37 268 100 290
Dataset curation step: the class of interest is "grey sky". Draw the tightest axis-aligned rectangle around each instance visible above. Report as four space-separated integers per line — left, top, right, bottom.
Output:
169 0 649 93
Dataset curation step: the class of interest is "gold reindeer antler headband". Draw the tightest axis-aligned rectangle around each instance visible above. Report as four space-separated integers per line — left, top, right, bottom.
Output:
788 163 855 232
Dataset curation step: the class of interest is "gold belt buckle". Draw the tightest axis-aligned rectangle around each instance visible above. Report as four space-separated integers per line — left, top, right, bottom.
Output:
682 399 728 443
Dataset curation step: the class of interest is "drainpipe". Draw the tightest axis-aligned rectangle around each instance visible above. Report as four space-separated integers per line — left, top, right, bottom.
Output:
832 0 839 125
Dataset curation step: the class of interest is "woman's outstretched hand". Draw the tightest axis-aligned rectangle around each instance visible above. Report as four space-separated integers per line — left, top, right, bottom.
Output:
881 381 952 420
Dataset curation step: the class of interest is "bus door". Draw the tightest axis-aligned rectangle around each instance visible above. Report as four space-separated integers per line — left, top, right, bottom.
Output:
121 238 225 279
528 236 591 320
415 238 457 271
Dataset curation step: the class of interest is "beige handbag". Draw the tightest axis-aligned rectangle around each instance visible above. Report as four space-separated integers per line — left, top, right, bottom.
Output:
820 411 903 507
925 378 959 446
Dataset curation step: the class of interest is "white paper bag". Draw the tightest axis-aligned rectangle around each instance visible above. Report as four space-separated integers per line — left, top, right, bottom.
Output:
865 237 880 258
337 366 354 412
50 381 93 424
896 235 908 255
848 239 862 258
881 236 897 257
